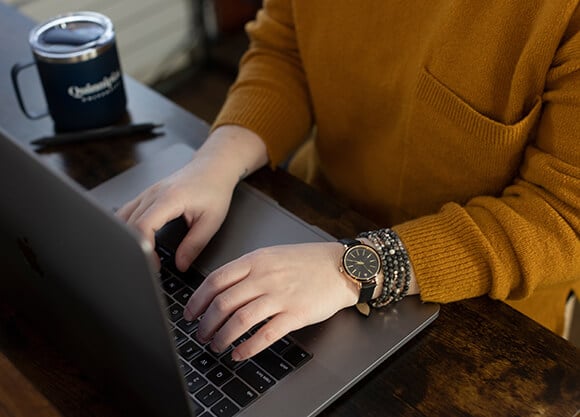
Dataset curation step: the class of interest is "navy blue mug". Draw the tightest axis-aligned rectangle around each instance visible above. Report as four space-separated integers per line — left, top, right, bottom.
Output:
11 12 127 132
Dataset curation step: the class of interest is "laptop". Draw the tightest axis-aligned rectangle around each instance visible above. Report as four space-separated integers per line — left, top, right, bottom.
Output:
0 129 439 417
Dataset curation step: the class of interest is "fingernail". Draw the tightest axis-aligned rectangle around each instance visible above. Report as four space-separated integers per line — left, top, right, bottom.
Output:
231 350 242 362
177 254 190 272
183 307 193 321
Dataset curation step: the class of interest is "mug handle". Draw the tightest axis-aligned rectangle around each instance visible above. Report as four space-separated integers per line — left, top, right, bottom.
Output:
11 61 49 120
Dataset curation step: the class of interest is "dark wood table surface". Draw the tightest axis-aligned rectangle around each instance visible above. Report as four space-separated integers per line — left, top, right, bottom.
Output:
1 4 579 417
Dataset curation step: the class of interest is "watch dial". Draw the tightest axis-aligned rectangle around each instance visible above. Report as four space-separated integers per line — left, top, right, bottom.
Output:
344 245 380 280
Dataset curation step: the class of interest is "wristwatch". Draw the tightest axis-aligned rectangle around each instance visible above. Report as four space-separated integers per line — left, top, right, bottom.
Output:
338 238 381 304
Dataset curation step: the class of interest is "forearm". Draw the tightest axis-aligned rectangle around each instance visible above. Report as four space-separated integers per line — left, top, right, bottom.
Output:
393 176 580 305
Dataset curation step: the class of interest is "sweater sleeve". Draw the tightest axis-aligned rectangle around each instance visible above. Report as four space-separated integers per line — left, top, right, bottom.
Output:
393 23 580 304
212 0 313 167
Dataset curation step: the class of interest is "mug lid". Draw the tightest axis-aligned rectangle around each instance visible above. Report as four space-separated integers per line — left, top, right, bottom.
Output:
30 11 115 61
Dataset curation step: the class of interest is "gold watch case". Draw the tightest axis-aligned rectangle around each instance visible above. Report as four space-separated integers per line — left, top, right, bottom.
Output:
341 243 381 282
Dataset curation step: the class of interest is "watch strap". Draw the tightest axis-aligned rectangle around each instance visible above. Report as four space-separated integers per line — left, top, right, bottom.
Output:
338 238 360 247
358 279 376 304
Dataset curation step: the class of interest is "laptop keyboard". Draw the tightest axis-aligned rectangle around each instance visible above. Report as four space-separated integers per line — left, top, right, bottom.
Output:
157 253 312 417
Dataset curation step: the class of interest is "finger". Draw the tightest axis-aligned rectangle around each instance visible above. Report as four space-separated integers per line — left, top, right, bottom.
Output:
174 211 223 272
230 313 299 361
208 295 281 353
116 197 140 221
130 202 185 250
183 257 252 321
125 196 157 226
124 185 172 226
123 188 160 224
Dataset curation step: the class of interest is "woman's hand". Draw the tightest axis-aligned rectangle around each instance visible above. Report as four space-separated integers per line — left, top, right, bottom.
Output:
117 125 269 271
116 156 235 271
184 242 361 361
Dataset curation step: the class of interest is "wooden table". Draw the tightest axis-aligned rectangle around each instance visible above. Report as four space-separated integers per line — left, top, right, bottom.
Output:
0 4 578 417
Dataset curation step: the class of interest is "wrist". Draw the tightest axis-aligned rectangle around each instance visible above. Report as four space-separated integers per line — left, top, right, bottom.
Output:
358 228 413 308
331 242 360 306
198 125 269 187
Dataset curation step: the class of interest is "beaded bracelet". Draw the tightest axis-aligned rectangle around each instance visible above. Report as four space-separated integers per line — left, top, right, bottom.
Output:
357 228 411 308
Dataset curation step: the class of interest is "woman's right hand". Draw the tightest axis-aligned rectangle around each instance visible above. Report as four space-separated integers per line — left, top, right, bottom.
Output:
117 125 269 272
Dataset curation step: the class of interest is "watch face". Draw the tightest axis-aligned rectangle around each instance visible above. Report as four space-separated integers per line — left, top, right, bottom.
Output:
343 245 381 280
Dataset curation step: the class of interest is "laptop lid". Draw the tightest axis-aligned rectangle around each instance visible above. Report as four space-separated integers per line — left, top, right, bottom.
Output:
0 130 439 417
0 130 193 417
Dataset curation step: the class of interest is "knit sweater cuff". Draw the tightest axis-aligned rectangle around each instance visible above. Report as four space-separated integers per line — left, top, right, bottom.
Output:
392 203 491 303
212 86 312 168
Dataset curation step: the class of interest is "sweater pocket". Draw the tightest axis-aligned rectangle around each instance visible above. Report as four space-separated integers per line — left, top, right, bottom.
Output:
399 67 542 217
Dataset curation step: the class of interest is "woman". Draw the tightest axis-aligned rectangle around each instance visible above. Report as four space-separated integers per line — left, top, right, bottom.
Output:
119 0 580 361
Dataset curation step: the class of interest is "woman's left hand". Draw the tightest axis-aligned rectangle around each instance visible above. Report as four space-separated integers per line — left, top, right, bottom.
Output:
184 242 360 361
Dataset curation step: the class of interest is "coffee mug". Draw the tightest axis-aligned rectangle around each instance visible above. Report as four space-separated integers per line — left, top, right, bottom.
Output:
11 11 127 132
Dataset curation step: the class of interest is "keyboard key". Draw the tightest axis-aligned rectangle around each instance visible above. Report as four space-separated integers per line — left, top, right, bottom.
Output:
195 384 223 407
184 371 207 393
206 364 233 387
173 328 187 346
222 378 258 407
221 352 245 370
167 303 183 323
179 340 202 360
178 359 193 376
237 362 275 393
192 352 217 373
182 267 206 289
254 349 292 380
211 397 240 417
174 287 194 305
162 277 184 295
176 318 198 334
270 337 292 354
282 345 312 368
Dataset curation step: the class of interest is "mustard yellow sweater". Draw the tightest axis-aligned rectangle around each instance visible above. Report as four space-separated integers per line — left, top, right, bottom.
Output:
214 0 580 335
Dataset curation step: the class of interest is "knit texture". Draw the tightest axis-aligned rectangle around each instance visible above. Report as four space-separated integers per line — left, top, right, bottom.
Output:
214 0 580 334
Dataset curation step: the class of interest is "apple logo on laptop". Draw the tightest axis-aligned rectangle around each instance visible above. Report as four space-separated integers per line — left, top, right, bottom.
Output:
17 237 45 277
